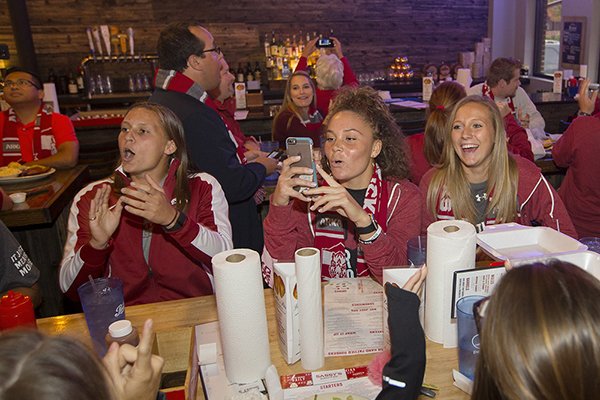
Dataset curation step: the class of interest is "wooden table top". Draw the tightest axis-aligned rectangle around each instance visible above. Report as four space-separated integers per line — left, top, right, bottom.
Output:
0 165 89 228
37 288 469 400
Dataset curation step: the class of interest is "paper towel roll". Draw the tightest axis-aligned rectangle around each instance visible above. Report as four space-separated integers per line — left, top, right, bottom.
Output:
43 83 60 114
294 247 324 370
456 68 473 89
212 249 271 383
425 220 476 347
580 65 588 78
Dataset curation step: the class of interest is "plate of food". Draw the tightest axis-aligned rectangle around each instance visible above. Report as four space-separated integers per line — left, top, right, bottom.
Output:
0 163 55 184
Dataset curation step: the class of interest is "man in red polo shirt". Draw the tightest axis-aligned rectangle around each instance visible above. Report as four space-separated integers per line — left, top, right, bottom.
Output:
1 67 78 168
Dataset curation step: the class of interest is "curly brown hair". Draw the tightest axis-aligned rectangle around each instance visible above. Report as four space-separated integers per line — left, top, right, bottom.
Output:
322 86 409 180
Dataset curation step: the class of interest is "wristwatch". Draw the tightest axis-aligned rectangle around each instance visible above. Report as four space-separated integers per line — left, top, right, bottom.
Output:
355 214 378 235
163 211 187 232
578 110 592 116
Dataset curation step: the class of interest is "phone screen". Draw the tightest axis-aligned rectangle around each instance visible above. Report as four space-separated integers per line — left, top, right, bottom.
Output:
316 38 334 48
285 137 318 191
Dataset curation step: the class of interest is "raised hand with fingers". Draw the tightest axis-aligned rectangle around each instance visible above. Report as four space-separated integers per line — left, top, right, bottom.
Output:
577 79 598 115
120 174 178 227
402 265 428 297
331 37 344 59
103 319 164 400
304 164 371 228
89 184 124 249
302 38 318 59
271 155 317 206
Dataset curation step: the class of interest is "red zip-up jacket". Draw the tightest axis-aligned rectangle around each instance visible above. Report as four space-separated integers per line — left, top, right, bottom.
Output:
60 161 233 305
264 179 422 283
419 155 577 238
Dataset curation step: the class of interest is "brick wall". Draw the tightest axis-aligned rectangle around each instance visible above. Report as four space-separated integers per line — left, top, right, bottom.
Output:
0 0 488 80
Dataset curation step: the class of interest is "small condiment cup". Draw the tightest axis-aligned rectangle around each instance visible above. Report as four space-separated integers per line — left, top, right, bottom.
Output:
9 192 26 204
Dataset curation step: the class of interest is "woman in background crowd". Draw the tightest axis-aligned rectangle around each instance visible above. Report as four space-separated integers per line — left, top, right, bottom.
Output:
295 37 359 117
420 95 576 237
265 86 421 282
272 70 323 147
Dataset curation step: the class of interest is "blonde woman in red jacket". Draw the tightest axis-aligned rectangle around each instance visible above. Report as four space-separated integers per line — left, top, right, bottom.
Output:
420 95 576 237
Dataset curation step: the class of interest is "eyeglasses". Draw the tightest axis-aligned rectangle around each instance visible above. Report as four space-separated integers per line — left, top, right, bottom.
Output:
200 46 222 56
473 296 490 334
2 79 40 89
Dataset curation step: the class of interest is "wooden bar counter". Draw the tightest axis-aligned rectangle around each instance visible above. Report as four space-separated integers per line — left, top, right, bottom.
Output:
38 288 469 400
1 166 90 317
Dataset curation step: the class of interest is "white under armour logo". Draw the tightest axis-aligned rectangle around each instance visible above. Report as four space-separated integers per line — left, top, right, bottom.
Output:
475 192 488 202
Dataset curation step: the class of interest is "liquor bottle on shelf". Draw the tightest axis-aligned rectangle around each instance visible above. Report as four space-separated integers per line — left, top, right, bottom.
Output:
284 36 292 58
298 31 305 56
282 58 291 79
270 31 278 58
245 62 254 82
291 34 298 58
237 62 245 83
76 68 85 93
254 62 262 83
263 33 271 58
68 73 78 94
47 68 57 84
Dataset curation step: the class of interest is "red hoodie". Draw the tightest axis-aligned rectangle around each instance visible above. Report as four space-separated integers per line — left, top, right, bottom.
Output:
419 155 577 238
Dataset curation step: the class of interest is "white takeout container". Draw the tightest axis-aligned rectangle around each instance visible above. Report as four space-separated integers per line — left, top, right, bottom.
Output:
476 223 587 261
9 192 26 204
512 251 600 281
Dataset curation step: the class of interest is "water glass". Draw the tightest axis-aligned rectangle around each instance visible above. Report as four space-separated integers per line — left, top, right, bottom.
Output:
456 295 485 380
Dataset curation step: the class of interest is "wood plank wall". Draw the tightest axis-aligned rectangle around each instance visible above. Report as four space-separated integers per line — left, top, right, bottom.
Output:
0 0 488 81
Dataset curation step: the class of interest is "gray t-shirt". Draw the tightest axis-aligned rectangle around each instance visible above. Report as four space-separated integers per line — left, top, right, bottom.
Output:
0 221 39 293
470 181 496 230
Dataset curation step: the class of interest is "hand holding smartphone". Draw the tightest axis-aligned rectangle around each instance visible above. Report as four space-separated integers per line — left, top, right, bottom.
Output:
285 137 318 192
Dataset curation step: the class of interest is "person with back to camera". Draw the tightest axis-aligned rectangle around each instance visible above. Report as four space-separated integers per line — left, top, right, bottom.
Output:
407 81 532 185
272 70 323 147
419 95 577 237
264 86 421 283
471 260 600 400
375 259 600 400
552 78 600 237
295 37 359 117
60 103 232 306
0 318 164 400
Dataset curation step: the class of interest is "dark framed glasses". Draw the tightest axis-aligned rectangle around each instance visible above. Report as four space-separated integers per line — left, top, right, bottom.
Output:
200 46 222 56
473 296 490 334
2 79 40 89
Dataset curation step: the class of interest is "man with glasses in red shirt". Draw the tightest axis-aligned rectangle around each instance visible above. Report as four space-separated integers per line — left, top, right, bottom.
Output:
0 67 78 168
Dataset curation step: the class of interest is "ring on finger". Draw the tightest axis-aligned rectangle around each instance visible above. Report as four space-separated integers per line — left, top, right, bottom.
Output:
89 216 97 221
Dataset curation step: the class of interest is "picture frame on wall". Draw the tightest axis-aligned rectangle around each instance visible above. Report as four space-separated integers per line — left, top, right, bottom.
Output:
560 16 586 70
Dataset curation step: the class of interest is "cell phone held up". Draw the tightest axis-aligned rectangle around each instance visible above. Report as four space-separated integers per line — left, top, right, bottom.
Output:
316 38 334 48
285 137 318 192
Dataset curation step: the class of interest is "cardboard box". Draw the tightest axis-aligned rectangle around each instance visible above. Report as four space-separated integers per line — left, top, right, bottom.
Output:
273 262 301 365
246 92 264 109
